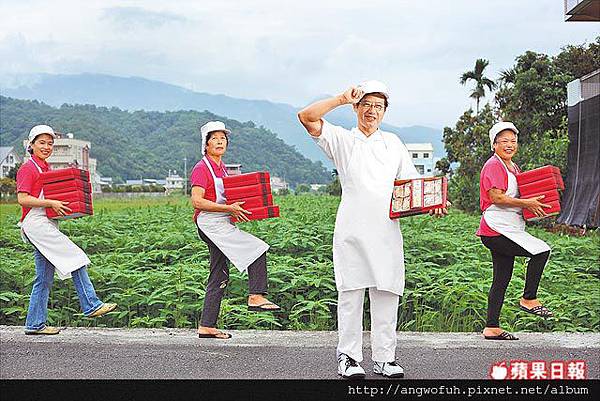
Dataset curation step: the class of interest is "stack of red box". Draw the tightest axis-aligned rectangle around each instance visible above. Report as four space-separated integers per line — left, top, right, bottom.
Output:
389 176 448 219
516 165 564 221
223 171 280 223
40 167 93 220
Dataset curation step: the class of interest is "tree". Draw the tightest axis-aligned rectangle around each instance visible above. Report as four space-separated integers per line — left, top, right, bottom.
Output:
442 105 496 211
327 176 341 196
295 184 310 194
460 58 496 114
0 177 16 198
443 38 598 212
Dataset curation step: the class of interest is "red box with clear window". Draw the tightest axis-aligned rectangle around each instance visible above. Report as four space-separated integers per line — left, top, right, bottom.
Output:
389 177 447 219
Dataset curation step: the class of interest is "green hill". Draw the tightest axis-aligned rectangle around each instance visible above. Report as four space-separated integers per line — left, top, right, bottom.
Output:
0 96 330 186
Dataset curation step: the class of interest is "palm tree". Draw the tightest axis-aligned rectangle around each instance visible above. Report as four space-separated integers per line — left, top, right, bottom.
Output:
460 58 496 114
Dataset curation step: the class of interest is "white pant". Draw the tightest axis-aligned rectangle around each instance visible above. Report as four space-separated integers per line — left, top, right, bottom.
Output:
337 287 399 363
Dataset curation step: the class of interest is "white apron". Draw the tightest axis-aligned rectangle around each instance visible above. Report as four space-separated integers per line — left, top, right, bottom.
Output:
333 130 406 295
18 159 90 280
195 156 269 273
483 154 551 255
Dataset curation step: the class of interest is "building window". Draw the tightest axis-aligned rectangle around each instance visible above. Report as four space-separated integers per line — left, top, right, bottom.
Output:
415 165 424 175
412 153 419 158
423 153 429 158
427 169 432 173
9 155 14 163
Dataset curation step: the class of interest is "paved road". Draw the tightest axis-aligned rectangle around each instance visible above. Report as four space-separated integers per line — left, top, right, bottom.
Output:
1 326 598 379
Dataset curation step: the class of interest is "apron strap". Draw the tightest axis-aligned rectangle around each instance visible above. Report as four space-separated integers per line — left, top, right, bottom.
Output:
202 156 228 182
29 158 44 173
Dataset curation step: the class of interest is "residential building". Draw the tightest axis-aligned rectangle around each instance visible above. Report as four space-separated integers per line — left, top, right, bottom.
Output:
0 147 19 178
564 0 600 21
165 170 185 194
406 143 435 175
225 163 242 176
270 176 289 192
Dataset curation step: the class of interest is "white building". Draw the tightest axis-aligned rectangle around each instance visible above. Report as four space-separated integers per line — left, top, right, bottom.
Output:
225 163 242 176
0 147 19 178
270 176 289 193
165 170 185 194
406 143 435 176
22 132 101 192
310 184 326 192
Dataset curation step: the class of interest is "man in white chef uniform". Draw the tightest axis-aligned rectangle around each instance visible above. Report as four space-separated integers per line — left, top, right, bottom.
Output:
298 80 448 379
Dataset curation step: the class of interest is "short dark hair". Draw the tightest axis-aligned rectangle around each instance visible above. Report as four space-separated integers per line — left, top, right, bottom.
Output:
359 92 388 109
204 130 229 153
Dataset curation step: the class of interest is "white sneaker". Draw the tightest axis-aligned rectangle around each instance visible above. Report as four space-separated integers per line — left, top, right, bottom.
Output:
338 353 366 379
373 361 405 378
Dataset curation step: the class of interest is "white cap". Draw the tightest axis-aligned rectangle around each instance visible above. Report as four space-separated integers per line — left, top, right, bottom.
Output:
28 124 56 144
199 121 231 153
357 80 389 100
489 121 519 150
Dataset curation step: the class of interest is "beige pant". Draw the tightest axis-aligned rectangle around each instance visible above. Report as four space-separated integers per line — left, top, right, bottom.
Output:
337 287 399 363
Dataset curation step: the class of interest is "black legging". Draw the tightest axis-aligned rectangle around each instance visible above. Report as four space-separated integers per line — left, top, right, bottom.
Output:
480 235 550 328
197 228 268 327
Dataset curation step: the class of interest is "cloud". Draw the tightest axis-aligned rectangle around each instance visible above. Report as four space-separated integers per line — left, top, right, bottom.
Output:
0 0 597 127
101 6 187 30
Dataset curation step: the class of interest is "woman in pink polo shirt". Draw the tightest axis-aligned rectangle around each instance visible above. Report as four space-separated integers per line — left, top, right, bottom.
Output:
190 121 280 340
16 125 116 335
477 121 553 341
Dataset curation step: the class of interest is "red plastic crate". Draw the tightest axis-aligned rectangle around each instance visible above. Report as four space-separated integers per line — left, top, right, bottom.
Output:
44 190 93 204
231 205 280 223
389 177 447 219
523 200 561 221
225 182 271 201
40 167 90 184
519 176 563 196
46 201 93 220
223 172 270 188
43 179 92 195
226 193 273 209
516 165 564 190
521 189 560 203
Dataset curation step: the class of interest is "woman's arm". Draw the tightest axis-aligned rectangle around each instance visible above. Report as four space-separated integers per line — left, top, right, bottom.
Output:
17 192 72 216
488 188 550 218
190 186 251 222
297 87 364 137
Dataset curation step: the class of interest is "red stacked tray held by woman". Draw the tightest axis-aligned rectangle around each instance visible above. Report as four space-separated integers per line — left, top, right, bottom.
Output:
516 165 563 221
223 171 280 223
40 167 94 220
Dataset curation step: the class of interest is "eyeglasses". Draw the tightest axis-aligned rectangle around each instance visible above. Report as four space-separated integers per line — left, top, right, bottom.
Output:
358 102 385 112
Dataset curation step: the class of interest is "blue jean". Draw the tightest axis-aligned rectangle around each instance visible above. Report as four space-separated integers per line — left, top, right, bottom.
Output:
25 249 104 330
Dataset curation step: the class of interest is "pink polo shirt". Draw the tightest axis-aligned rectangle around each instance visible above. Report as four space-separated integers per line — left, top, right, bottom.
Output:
190 157 227 221
16 155 50 221
476 155 521 237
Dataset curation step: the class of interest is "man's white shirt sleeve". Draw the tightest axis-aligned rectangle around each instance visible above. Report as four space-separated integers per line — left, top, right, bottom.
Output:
312 119 354 176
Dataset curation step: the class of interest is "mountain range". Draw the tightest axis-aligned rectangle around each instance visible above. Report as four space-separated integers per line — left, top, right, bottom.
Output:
0 96 331 186
1 73 445 168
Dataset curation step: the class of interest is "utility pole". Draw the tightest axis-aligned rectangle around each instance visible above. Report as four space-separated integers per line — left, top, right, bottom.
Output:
183 156 188 195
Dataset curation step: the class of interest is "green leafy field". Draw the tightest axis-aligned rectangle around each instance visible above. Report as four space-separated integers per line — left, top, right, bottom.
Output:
1 196 598 332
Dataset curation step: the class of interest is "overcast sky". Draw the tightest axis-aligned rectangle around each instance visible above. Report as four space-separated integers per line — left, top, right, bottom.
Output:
0 0 597 128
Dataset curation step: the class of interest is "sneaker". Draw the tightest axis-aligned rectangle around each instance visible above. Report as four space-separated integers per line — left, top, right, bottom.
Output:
24 326 60 335
373 361 405 378
338 353 366 379
87 303 117 318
